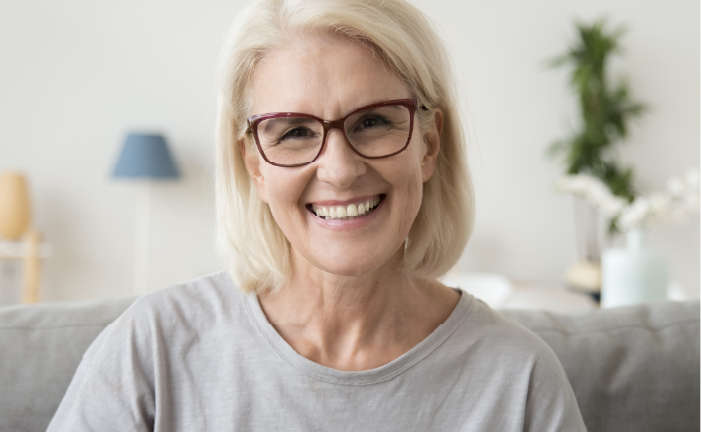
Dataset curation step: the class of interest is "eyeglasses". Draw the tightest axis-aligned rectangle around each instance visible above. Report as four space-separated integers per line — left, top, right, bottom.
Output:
246 99 417 167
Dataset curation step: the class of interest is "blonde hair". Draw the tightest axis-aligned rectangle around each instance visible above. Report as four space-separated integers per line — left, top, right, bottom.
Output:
215 0 475 294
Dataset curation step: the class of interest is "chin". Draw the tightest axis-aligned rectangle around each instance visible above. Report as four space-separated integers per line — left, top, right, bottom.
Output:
305 248 402 278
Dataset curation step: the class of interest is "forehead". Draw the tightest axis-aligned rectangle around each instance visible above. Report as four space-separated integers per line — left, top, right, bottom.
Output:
249 32 411 117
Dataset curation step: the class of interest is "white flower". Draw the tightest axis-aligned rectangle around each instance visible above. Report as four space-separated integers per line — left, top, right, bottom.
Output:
619 198 651 231
599 194 627 217
588 181 608 203
558 174 620 210
557 175 593 197
649 194 670 213
556 168 698 233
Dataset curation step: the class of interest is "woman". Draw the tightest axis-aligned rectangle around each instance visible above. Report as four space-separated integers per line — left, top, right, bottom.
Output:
49 0 586 430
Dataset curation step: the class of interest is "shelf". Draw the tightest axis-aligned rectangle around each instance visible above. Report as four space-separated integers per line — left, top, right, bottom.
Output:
0 241 52 259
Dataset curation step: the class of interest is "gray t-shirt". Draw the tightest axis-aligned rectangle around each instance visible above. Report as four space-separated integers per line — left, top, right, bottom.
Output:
47 271 586 431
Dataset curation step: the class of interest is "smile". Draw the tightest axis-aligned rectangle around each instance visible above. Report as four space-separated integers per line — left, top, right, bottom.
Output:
307 195 385 220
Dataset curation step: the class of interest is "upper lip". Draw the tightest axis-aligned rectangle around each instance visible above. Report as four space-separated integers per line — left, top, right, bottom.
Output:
307 194 384 206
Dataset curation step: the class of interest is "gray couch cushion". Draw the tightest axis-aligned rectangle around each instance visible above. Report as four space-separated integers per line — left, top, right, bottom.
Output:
0 297 136 432
1 297 698 432
502 301 700 432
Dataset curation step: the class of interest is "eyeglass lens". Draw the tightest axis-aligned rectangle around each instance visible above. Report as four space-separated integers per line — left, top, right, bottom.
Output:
255 104 412 166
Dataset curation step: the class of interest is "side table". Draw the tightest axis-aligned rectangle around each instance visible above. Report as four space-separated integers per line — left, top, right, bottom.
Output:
501 280 599 314
0 231 51 304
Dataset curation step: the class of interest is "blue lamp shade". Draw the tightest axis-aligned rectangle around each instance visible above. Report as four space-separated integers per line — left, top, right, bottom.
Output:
112 133 180 179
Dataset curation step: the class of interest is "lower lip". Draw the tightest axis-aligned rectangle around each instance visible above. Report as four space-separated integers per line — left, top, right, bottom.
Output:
308 198 385 231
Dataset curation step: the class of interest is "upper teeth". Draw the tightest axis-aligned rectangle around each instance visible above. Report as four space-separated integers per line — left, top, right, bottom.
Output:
312 197 381 219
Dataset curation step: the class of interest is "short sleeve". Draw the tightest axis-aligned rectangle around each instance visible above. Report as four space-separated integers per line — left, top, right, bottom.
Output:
524 342 588 431
46 299 157 431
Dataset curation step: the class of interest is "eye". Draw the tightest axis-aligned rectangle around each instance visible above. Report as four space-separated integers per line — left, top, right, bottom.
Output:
359 115 390 130
279 127 316 141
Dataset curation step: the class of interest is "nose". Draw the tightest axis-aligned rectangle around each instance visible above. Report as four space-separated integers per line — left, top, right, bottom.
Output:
315 128 367 189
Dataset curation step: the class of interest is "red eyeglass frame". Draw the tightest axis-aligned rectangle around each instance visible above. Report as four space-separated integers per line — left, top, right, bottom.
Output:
245 98 418 167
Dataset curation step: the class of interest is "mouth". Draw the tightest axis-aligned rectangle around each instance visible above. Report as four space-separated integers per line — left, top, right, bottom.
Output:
306 194 386 220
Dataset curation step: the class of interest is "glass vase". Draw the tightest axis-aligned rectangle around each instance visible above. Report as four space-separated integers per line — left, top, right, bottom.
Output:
601 227 668 307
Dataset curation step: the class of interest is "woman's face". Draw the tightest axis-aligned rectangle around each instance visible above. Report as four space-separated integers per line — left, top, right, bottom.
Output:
245 32 440 278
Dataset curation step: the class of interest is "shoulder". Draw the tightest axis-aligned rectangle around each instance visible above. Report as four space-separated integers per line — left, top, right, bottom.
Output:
80 271 248 368
451 294 586 429
118 271 246 327
92 271 248 357
46 276 246 431
454 294 563 369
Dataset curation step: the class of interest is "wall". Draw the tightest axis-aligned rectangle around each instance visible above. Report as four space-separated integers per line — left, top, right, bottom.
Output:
0 0 697 301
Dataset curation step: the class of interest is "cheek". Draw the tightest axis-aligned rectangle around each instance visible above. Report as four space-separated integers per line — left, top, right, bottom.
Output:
403 172 425 216
390 160 426 232
263 178 295 210
258 167 312 221
404 140 428 196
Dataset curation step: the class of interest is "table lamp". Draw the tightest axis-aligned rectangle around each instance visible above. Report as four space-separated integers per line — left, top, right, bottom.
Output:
0 172 31 241
0 172 44 303
112 132 180 294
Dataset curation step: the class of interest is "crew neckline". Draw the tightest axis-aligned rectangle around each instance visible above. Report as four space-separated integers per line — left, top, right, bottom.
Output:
244 285 474 385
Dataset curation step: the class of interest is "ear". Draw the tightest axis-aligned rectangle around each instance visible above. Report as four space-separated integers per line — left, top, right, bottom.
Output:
241 138 269 203
421 108 443 182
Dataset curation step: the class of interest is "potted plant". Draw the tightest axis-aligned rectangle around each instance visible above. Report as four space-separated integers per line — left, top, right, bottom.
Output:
547 17 646 296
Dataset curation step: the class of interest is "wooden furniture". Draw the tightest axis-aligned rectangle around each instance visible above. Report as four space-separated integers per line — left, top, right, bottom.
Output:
502 280 599 313
441 272 599 314
0 229 49 304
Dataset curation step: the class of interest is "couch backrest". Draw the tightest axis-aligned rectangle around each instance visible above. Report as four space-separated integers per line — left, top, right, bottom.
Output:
1 297 698 432
502 301 700 432
0 297 136 432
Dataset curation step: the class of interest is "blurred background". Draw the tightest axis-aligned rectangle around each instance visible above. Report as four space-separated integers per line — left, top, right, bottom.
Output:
0 0 698 304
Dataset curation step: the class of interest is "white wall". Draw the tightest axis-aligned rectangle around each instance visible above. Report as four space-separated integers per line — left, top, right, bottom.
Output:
0 0 697 301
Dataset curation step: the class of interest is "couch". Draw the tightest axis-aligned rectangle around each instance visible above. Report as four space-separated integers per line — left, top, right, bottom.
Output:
0 296 698 431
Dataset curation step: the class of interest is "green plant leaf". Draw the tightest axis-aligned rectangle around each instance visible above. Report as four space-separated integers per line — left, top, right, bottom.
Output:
545 16 646 228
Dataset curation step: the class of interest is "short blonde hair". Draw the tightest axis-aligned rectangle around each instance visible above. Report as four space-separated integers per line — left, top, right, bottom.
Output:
215 0 475 294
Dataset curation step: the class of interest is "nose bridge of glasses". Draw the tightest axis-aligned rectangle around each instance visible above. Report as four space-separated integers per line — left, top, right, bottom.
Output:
318 118 361 162
321 117 353 147
322 118 347 134
316 119 366 182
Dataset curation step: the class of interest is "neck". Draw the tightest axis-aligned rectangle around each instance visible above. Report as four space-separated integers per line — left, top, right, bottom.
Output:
257 252 460 370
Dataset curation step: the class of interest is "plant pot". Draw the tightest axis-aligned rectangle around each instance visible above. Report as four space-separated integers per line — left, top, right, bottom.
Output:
601 228 668 307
